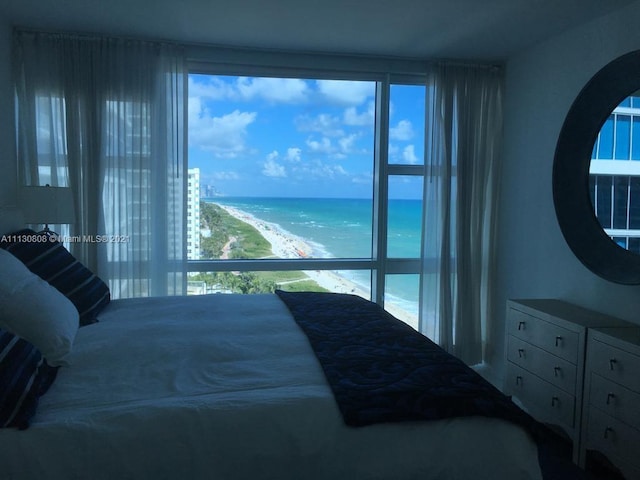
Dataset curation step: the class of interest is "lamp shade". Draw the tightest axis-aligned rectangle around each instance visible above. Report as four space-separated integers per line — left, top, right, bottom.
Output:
19 185 76 226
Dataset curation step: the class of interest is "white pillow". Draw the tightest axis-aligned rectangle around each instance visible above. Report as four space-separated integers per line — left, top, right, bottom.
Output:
0 248 79 366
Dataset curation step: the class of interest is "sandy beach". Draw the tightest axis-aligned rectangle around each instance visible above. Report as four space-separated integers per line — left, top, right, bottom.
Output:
215 203 419 329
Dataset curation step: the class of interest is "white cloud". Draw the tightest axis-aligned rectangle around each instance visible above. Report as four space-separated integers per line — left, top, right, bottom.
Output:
286 147 302 162
188 97 257 158
263 157 287 177
295 113 344 137
189 76 236 101
237 77 309 104
306 137 334 155
343 102 375 127
263 151 287 177
389 119 414 141
188 96 204 121
305 132 367 160
294 159 348 179
388 143 400 158
316 80 374 106
339 134 358 154
190 75 310 104
402 144 419 164
311 163 347 178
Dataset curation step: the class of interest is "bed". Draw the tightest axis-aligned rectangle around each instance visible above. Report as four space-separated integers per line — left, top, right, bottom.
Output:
0 208 545 480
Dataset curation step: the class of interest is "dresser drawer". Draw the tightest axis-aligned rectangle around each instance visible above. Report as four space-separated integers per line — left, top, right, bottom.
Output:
508 309 579 363
507 335 577 394
588 338 640 393
589 373 640 428
506 362 575 429
585 407 640 471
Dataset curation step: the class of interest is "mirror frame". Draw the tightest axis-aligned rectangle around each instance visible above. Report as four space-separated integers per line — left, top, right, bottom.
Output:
553 50 640 284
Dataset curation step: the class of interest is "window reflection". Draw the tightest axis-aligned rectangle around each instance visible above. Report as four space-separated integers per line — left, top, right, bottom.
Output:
590 91 640 253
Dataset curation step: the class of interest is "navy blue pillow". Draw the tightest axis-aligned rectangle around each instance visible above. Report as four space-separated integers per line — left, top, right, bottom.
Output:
1 229 110 326
0 328 58 429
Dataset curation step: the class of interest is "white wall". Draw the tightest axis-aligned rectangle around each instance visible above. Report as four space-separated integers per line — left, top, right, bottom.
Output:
0 16 16 205
492 0 640 373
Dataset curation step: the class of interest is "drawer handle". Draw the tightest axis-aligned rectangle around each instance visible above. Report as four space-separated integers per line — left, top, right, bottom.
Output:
606 393 616 405
551 396 559 407
515 375 522 386
518 321 525 331
555 336 562 347
609 358 617 371
553 366 561 377
604 426 614 440
518 348 525 358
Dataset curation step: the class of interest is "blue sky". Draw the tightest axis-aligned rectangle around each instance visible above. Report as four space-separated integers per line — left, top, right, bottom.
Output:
188 75 425 199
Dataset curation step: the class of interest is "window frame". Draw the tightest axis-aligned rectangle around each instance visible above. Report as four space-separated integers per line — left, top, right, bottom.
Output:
185 52 428 320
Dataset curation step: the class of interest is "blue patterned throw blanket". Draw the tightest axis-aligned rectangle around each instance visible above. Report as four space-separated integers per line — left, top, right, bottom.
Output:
275 290 541 436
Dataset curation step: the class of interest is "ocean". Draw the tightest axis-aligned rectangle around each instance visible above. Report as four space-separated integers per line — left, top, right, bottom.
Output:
205 197 422 316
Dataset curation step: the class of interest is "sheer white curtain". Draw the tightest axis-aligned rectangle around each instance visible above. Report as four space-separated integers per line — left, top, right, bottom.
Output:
420 63 503 365
14 31 187 298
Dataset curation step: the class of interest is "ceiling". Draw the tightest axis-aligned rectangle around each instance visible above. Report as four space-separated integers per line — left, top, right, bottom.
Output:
0 0 637 61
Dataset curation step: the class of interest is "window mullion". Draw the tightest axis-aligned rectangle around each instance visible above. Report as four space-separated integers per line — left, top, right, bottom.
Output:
372 78 390 306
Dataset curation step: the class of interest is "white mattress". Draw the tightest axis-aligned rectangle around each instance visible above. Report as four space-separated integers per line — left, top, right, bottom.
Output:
0 294 542 479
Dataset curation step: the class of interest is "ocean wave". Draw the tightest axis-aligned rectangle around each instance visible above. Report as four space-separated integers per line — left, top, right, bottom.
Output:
209 198 420 315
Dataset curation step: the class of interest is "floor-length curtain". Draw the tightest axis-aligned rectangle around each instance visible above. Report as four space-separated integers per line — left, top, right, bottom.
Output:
14 31 187 298
420 62 503 365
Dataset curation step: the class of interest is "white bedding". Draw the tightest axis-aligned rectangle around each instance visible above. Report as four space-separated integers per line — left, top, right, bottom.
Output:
0 294 542 480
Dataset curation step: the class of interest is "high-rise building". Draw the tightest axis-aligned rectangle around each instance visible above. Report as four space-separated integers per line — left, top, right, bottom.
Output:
201 184 218 199
590 93 640 254
187 168 201 260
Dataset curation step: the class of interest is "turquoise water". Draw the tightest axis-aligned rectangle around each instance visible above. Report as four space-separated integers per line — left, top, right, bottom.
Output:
206 197 422 314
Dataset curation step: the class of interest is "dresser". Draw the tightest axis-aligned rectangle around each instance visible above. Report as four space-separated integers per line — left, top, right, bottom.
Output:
579 327 640 479
504 299 630 463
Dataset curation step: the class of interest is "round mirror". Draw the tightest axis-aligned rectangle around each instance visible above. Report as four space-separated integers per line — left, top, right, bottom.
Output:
553 50 640 284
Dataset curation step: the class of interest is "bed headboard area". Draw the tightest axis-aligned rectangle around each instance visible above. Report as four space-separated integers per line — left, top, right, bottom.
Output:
0 205 24 236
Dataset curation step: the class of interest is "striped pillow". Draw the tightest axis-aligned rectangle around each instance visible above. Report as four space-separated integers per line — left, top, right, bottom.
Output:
0 328 58 429
1 229 110 326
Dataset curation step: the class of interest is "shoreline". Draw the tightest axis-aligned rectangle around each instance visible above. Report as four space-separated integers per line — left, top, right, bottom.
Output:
213 202 419 329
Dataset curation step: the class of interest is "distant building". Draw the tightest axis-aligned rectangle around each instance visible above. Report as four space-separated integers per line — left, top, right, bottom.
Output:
201 184 218 198
590 94 640 254
187 168 201 260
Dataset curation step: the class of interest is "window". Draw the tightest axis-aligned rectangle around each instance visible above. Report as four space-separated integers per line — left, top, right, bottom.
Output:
33 95 69 186
105 100 151 157
187 73 427 327
388 84 425 166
